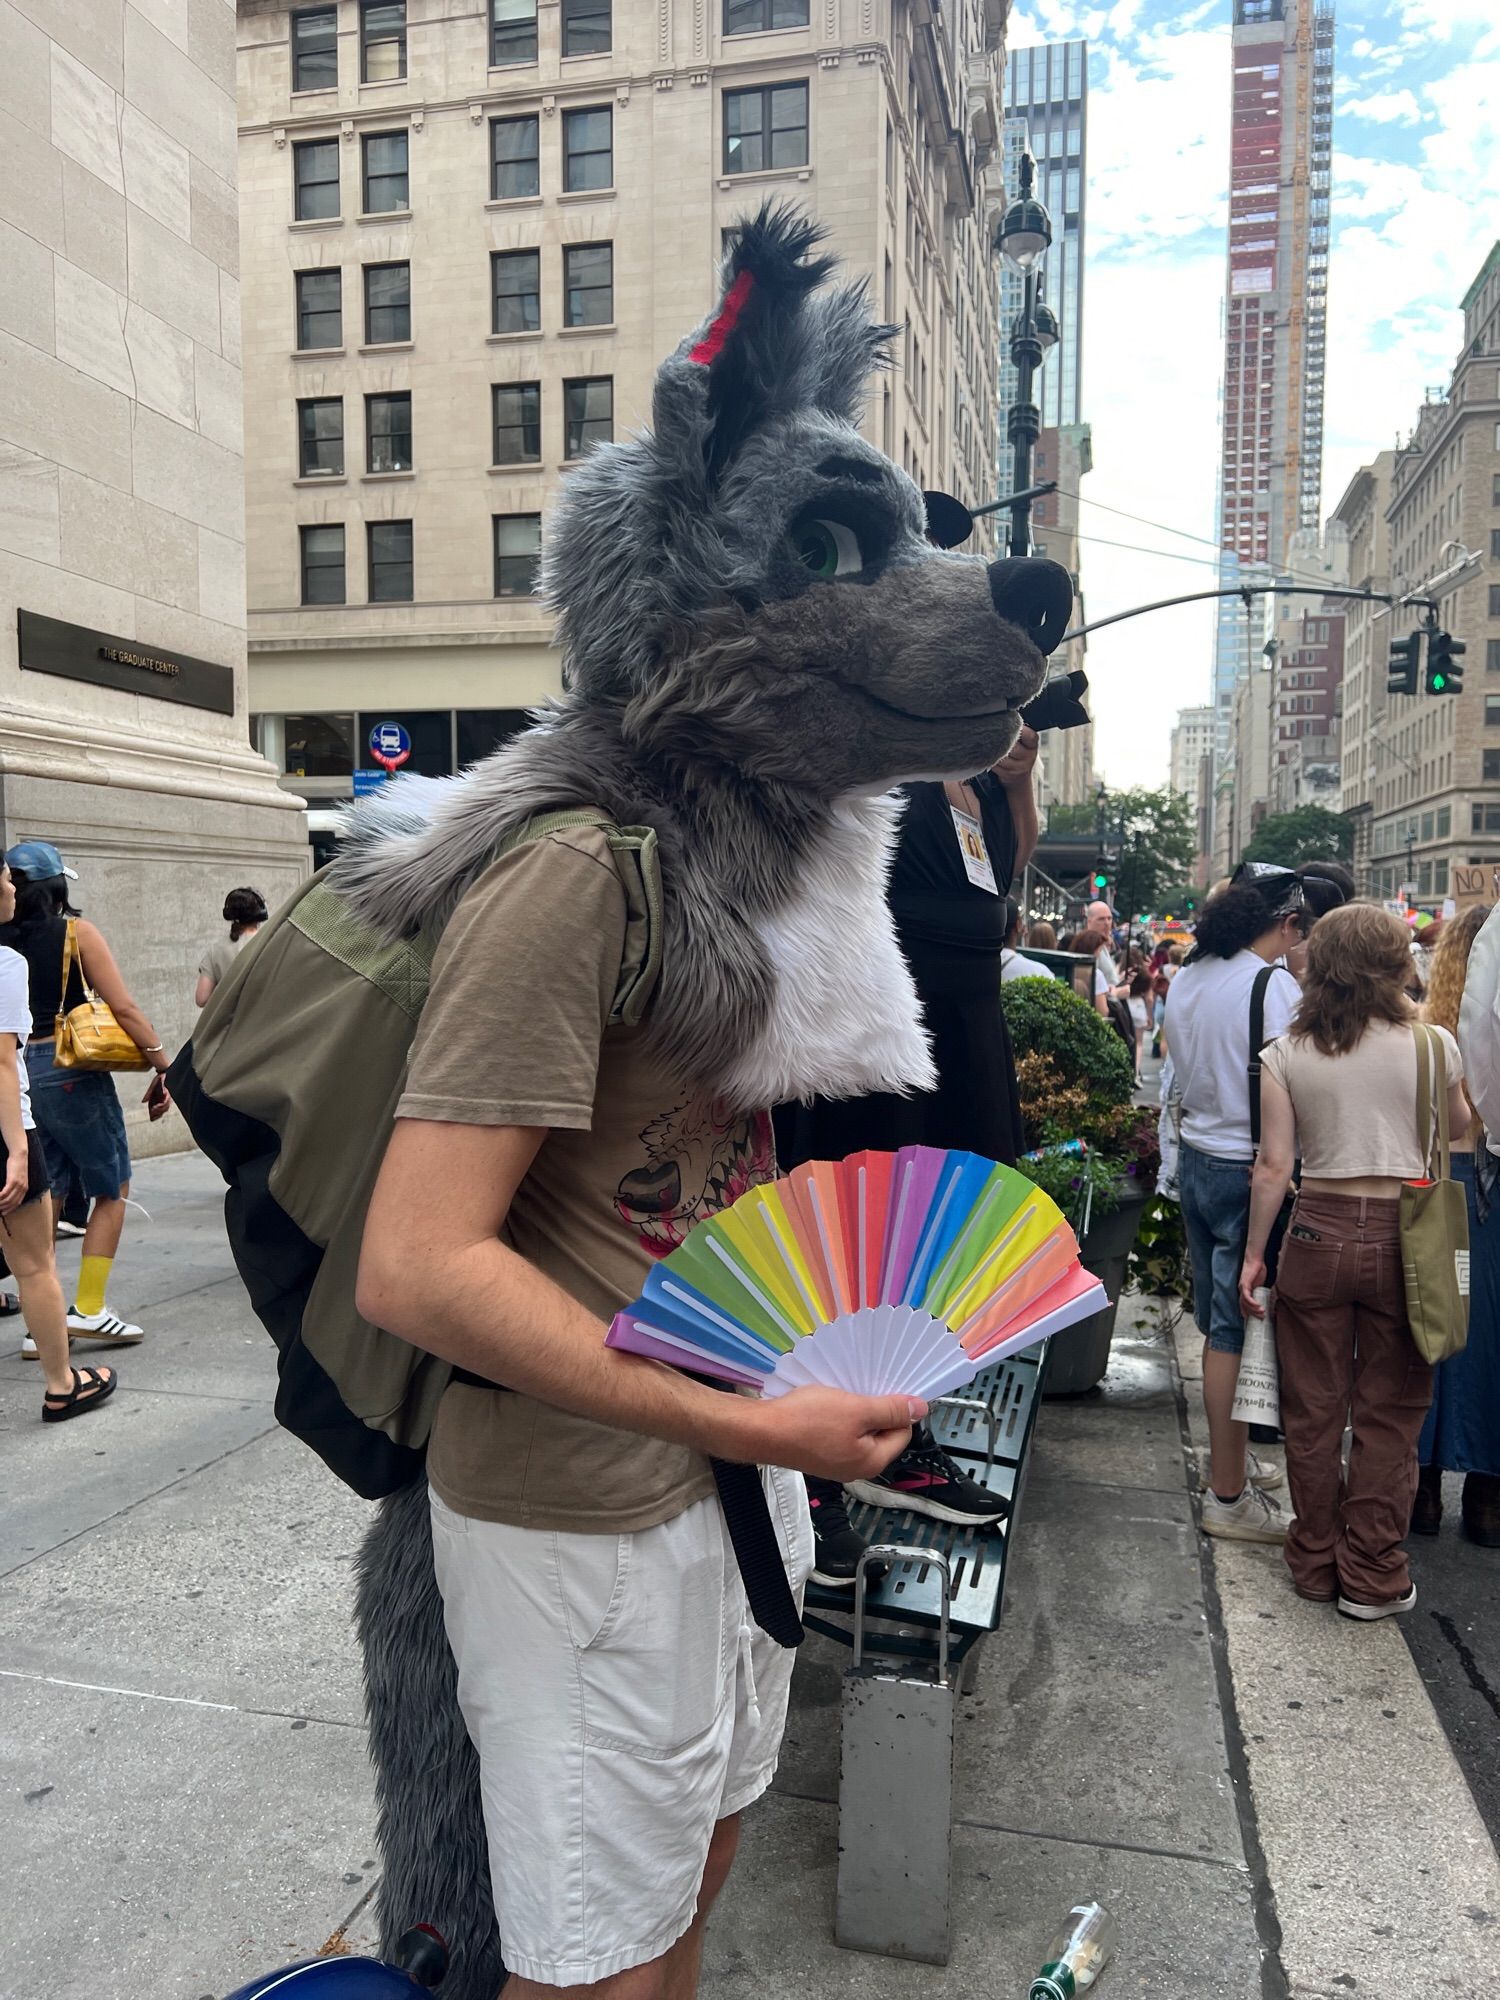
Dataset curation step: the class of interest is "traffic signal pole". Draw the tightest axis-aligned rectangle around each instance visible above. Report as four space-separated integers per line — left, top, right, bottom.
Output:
1054 580 1439 648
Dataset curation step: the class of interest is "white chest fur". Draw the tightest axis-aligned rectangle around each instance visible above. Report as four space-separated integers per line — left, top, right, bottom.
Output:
718 795 937 1109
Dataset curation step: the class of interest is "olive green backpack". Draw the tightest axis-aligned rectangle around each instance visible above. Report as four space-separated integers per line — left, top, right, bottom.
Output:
167 809 662 1496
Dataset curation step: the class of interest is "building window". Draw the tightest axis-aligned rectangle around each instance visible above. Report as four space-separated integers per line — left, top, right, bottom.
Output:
1492 528 1500 560
563 106 612 191
1488 640 1500 673
298 397 344 476
1485 750 1500 781
1437 805 1451 837
457 708 530 765
564 375 612 458
291 6 338 90
494 513 542 596
367 520 413 601
492 249 540 334
723 83 808 175
366 391 412 472
1436 859 1449 892
295 268 342 349
1492 473 1500 506
493 381 541 464
491 0 537 65
300 524 346 604
1486 695 1500 727
283 713 356 777
362 131 409 212
364 261 410 343
360 0 405 81
294 139 340 220
724 0 809 28
562 0 610 54
491 115 540 199
1421 810 1435 842
1490 585 1500 619
563 242 612 326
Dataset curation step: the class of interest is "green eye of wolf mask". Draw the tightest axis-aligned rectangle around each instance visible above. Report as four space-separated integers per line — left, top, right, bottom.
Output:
793 517 864 579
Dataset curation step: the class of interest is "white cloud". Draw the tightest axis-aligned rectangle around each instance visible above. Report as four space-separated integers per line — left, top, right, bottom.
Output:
1339 87 1425 123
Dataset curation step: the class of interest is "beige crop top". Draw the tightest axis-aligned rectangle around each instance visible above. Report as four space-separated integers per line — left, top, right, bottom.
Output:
1259 1020 1463 1179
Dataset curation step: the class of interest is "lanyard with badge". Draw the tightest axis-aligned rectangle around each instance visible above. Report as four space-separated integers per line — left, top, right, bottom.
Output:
946 781 998 895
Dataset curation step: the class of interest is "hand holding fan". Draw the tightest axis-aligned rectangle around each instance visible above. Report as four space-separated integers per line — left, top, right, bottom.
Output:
605 1145 1106 1402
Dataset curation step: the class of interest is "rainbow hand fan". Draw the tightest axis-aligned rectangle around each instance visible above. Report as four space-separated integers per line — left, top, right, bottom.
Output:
605 1145 1107 1401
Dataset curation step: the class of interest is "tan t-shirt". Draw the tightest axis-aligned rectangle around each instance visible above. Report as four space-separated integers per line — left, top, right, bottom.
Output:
396 826 775 1533
1261 1020 1463 1180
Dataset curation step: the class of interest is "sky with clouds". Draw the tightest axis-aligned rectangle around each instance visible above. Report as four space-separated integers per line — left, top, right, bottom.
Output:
1004 0 1500 788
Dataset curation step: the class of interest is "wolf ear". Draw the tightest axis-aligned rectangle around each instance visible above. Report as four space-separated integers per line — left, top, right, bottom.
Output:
651 201 889 491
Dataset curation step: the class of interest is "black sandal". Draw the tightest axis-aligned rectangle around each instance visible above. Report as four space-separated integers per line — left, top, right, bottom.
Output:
42 1365 117 1423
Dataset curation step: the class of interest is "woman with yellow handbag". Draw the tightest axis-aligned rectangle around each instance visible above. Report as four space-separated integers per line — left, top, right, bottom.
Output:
0 842 173 1354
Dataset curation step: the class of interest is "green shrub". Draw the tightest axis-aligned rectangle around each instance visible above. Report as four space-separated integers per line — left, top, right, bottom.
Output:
1000 975 1135 1118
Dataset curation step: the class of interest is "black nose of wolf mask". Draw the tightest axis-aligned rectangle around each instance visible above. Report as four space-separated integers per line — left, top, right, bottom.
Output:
988 557 1074 656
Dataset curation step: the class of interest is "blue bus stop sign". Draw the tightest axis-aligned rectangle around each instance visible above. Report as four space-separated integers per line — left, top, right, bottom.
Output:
369 720 411 762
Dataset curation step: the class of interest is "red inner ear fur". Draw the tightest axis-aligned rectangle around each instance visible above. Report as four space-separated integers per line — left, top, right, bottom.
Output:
689 270 755 367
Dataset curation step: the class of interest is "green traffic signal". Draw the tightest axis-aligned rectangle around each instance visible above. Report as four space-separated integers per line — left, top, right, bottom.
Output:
1092 872 1108 890
1425 631 1465 696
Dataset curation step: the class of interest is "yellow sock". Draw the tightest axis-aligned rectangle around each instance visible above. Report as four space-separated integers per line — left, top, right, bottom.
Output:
75 1255 112 1318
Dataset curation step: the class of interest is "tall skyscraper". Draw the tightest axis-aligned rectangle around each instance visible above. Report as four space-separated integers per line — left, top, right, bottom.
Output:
1210 0 1334 746
1000 41 1087 442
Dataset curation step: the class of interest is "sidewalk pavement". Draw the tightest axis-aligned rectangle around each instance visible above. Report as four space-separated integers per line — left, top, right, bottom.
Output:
1 1153 1494 1999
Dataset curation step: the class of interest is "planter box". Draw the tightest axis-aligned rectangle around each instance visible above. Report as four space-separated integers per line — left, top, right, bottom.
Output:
1043 1186 1148 1396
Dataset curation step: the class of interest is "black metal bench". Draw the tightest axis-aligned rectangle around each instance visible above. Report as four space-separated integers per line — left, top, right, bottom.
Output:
798 1347 1047 1964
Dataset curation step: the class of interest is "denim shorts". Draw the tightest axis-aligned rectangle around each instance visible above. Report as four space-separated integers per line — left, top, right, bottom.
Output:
1179 1141 1252 1355
25 1041 132 1199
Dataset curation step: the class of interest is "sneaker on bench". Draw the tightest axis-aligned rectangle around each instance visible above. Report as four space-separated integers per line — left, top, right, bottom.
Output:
848 1432 1007 1527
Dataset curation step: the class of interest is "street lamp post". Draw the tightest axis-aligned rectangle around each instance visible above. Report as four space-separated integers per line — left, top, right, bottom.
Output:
997 151 1057 560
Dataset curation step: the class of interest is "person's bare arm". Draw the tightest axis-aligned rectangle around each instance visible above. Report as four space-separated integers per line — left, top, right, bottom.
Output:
195 973 215 1009
0 1035 28 1213
991 725 1039 872
1239 1076 1296 1316
357 1118 923 1481
75 920 172 1116
75 921 167 1068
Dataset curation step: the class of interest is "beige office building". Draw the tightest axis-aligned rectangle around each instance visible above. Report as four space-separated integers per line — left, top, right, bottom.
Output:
0 0 306 1157
1352 245 1500 909
1330 448 1395 889
1030 420 1093 808
236 0 1010 819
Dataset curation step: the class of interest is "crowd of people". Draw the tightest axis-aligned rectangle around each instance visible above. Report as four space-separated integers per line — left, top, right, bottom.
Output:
0 841 267 1425
1159 857 1498 1625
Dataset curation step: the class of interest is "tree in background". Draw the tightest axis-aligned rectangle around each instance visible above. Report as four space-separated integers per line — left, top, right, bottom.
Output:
1241 805 1353 869
1094 788 1197 916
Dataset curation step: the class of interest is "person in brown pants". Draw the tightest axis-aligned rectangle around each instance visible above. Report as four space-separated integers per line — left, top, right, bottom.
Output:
1239 906 1470 1620
1272 1193 1431 1605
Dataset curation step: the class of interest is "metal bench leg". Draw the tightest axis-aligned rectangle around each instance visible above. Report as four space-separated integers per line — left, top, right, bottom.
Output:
835 1548 954 1966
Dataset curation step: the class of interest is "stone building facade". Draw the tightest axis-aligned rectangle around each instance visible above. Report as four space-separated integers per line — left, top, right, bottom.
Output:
1031 419 1093 808
1361 245 1500 910
236 0 1010 815
0 0 307 1157
1329 448 1395 891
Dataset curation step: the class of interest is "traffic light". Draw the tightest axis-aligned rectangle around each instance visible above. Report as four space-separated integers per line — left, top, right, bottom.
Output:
1387 631 1421 696
1425 631 1465 695
1091 858 1110 893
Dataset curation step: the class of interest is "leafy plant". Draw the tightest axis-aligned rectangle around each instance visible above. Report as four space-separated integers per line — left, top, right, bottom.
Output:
1242 804 1353 868
1128 1195 1191 1300
1002 979 1145 1228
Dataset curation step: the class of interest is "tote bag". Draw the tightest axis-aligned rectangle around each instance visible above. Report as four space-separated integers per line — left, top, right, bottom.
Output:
1400 1023 1469 1365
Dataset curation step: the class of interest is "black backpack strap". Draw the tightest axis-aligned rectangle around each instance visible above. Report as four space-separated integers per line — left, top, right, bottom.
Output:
1248 964 1297 1151
709 1458 804 1648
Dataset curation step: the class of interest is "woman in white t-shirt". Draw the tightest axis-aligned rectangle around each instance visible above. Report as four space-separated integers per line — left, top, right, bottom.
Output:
1163 864 1314 1545
196 886 268 1007
0 863 116 1422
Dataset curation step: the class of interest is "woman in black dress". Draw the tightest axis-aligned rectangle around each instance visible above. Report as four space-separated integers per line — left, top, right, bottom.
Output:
775 730 1041 1578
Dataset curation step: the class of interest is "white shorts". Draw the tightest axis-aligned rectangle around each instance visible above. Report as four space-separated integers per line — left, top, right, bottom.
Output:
429 1467 813 1988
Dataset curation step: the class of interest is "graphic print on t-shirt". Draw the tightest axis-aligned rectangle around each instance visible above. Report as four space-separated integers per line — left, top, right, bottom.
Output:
615 1101 776 1256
